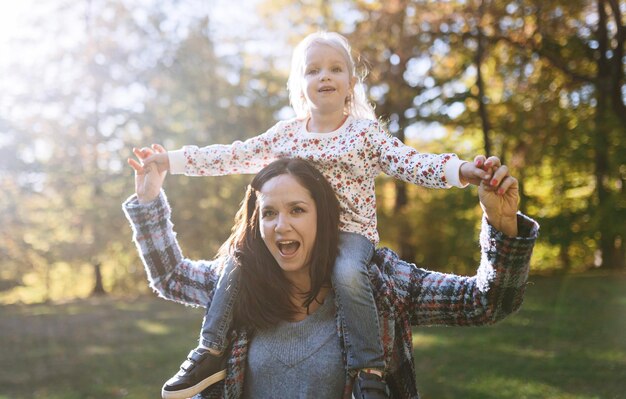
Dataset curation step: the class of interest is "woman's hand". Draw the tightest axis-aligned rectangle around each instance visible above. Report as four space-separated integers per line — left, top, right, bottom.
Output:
127 144 168 205
477 157 519 237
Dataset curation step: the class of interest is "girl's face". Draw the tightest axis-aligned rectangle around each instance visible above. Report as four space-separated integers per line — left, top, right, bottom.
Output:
302 43 355 118
258 174 318 285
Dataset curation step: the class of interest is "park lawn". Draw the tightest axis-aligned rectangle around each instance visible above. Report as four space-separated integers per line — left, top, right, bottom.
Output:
0 273 624 399
412 273 626 399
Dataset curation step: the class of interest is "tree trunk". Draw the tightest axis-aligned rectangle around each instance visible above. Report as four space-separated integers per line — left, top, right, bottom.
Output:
394 180 416 263
92 262 106 296
475 0 492 156
44 262 51 303
393 124 416 262
559 243 571 272
594 0 616 269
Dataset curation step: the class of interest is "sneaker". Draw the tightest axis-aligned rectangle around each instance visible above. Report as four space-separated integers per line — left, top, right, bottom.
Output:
161 347 227 399
352 371 390 399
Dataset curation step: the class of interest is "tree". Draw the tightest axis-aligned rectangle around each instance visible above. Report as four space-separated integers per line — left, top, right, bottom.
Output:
0 0 289 302
484 0 625 268
348 0 625 270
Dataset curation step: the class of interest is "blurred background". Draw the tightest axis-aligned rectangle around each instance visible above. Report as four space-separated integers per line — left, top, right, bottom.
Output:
0 0 624 398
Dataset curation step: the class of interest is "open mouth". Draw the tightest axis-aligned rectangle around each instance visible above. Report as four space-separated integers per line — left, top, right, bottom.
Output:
277 240 300 256
318 86 335 93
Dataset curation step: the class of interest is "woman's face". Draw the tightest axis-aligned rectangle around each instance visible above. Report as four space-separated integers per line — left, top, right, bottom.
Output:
257 173 318 283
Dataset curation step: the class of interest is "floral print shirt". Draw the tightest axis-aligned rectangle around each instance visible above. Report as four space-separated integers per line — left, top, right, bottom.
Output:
169 116 465 244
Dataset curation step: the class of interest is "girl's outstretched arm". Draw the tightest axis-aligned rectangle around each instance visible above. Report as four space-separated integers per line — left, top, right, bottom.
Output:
164 122 285 176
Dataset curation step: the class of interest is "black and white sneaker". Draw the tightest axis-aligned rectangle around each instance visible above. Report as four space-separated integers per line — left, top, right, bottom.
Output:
352 371 390 399
161 347 226 399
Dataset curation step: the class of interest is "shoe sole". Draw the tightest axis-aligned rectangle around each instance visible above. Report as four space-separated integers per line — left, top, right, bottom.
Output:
161 369 227 399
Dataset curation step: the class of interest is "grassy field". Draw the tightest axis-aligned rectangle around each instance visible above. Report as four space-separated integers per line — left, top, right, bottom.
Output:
0 273 625 399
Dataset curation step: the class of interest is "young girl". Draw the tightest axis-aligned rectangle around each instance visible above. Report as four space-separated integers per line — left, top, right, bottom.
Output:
142 31 491 399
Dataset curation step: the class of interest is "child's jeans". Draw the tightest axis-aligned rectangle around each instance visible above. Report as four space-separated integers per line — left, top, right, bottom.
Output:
199 232 385 371
199 258 238 352
333 232 384 371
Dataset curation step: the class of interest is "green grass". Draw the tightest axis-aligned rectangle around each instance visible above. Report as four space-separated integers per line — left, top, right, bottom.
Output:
413 273 626 399
0 297 205 399
1 273 625 399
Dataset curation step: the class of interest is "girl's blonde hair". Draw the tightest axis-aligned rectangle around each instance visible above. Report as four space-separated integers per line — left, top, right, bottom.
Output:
287 31 376 121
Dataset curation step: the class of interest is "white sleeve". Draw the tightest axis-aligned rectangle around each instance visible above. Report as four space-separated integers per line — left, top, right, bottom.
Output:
443 158 468 188
371 122 463 189
168 149 187 175
167 122 282 177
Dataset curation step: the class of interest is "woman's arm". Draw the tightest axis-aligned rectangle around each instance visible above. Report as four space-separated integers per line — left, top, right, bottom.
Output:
124 146 224 307
382 162 538 326
123 191 225 308
379 212 538 326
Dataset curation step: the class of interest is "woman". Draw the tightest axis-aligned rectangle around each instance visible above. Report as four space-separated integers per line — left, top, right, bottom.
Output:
124 151 538 399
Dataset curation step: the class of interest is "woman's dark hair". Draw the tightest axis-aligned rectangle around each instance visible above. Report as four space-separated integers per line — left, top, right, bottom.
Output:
219 158 340 330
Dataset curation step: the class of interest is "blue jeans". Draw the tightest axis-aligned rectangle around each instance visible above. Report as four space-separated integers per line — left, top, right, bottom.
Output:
199 232 384 371
199 258 238 352
333 232 384 371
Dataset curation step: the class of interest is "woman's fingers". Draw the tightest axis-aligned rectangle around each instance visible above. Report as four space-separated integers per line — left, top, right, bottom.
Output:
496 175 517 195
151 143 166 153
132 147 155 160
128 157 155 175
127 158 144 174
490 164 509 188
482 156 500 182
132 147 142 159
480 164 515 195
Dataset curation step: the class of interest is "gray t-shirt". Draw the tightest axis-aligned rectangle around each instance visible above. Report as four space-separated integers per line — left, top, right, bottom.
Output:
243 292 344 398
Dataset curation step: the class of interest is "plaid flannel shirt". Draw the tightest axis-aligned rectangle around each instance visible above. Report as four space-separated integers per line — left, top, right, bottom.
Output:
123 191 538 399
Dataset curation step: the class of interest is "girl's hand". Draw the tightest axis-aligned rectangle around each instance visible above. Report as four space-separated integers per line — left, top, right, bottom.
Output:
127 144 168 204
142 148 171 173
477 157 519 237
460 155 493 185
